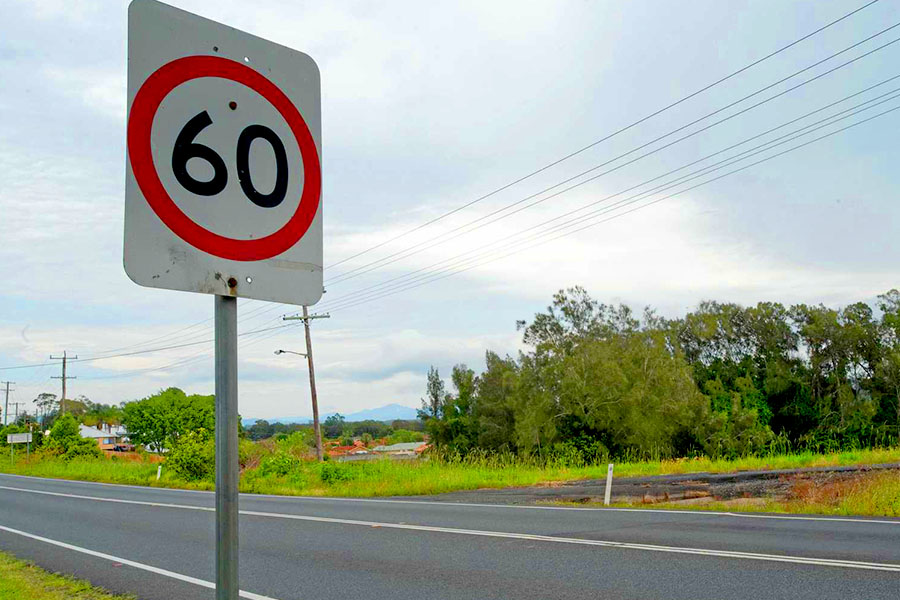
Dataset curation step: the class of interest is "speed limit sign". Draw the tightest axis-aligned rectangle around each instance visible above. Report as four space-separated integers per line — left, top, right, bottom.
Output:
125 0 322 305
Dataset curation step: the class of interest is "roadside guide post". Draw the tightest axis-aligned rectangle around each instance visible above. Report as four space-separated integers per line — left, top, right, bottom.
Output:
125 2 322 598
604 463 614 506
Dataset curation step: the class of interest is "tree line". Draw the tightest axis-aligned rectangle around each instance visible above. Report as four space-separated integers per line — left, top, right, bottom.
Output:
419 287 900 461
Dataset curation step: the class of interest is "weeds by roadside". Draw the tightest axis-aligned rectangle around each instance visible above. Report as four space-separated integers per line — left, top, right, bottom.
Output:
0 551 134 600
0 446 898 500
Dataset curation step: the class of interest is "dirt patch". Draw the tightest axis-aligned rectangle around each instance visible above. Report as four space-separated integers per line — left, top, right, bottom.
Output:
414 462 900 506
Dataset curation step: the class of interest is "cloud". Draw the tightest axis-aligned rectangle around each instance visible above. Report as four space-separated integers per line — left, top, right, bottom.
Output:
44 66 125 121
2 0 899 421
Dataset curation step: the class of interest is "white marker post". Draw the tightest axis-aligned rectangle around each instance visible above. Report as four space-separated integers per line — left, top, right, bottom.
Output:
604 463 614 506
125 2 322 597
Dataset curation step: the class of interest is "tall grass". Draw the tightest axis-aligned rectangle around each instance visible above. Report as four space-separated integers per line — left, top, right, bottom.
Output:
0 453 212 490
1 445 898 499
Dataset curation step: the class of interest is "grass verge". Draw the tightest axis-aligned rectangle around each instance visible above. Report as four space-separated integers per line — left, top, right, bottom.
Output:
0 446 898 499
0 550 133 600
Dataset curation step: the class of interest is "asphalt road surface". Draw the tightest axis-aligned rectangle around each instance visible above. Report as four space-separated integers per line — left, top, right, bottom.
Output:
0 473 898 600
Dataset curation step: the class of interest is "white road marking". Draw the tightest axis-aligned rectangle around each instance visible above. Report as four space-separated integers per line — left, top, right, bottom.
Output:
2 484 899 572
0 524 279 600
1 473 898 526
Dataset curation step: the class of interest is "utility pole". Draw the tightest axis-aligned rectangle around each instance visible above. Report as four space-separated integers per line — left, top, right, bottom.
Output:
1 382 13 426
9 402 22 425
50 351 77 414
283 308 330 461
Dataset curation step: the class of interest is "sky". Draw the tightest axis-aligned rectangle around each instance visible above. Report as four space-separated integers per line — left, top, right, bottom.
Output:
1 0 898 421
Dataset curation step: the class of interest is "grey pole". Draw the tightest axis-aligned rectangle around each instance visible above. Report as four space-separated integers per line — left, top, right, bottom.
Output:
302 305 324 461
1 381 13 426
215 295 239 600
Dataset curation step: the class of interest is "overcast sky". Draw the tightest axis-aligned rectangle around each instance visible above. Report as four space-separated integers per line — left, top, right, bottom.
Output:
1 0 898 420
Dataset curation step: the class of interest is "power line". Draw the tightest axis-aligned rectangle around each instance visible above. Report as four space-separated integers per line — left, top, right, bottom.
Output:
219 26 900 332
325 0 881 271
72 8 892 354
314 80 900 310
0 323 299 372
319 105 900 314
326 25 900 286
0 4 888 373
83 316 305 380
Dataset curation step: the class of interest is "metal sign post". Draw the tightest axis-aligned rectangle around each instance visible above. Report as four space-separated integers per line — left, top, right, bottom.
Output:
125 2 323 598
7 433 33 463
215 295 238 600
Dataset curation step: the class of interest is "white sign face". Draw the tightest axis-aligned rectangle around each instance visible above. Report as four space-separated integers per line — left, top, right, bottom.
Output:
6 433 32 444
125 0 323 305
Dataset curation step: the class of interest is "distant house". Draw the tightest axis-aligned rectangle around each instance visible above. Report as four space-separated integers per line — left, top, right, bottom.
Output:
79 424 130 451
372 442 427 455
327 439 367 458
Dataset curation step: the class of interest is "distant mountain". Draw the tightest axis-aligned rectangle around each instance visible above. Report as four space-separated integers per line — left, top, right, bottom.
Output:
243 403 418 426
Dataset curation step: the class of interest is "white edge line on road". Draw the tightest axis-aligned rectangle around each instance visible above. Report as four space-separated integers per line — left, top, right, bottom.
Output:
1 473 897 525
3 484 900 573
0 524 278 600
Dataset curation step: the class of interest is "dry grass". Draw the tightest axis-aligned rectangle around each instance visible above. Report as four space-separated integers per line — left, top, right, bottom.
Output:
604 470 900 517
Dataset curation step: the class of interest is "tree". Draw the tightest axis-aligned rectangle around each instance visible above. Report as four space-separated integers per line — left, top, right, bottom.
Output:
121 388 215 452
351 420 391 438
425 364 478 451
34 393 58 428
323 414 345 438
517 286 639 357
474 351 519 452
81 400 124 428
418 366 446 420
246 420 275 441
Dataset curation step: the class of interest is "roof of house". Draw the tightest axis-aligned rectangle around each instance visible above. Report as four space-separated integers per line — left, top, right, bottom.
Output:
78 424 127 439
372 442 425 452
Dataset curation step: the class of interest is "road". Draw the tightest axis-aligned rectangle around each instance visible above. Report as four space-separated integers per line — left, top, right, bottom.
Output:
0 473 897 599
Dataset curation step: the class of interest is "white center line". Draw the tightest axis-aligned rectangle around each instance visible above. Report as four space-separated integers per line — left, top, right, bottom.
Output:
2 484 899 572
0 524 279 600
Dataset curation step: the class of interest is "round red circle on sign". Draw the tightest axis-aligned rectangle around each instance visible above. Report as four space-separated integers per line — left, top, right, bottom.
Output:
127 55 321 261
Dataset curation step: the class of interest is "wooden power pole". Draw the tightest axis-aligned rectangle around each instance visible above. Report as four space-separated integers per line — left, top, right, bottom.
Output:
50 351 77 414
282 308 330 461
2 381 13 426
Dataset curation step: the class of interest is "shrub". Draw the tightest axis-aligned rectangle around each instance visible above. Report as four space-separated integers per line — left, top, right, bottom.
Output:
42 414 101 460
317 461 355 484
167 429 215 481
62 437 103 460
258 452 301 477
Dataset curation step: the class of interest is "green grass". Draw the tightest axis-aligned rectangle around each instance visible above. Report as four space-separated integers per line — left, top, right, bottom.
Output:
0 550 133 600
1 446 898 499
0 453 213 490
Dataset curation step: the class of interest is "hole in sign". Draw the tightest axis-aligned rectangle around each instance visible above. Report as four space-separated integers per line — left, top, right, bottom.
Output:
243 56 250 63
246 276 253 284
